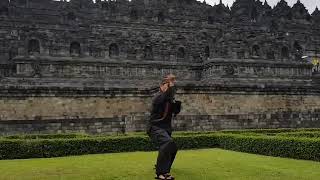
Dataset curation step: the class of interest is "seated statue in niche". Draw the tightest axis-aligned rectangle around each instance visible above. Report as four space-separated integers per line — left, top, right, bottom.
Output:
144 46 153 60
109 44 119 58
252 45 260 58
177 47 185 60
70 42 81 57
28 39 40 56
32 63 41 77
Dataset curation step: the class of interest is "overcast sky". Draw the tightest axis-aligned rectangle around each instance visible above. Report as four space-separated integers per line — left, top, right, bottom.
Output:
202 0 319 13
53 0 319 14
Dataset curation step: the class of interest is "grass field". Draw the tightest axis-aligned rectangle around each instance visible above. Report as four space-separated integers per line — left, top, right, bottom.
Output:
0 149 319 180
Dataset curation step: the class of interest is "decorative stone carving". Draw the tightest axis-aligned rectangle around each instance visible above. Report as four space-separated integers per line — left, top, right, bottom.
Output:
224 65 235 76
291 0 310 21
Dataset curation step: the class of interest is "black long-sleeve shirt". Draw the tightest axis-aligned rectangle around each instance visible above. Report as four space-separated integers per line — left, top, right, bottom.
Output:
149 86 176 131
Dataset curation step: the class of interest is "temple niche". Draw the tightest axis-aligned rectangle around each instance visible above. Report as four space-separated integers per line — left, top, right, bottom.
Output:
251 45 261 58
281 46 290 60
204 46 210 59
109 43 119 58
143 45 153 60
157 12 165 23
177 47 186 61
28 39 40 56
70 42 81 57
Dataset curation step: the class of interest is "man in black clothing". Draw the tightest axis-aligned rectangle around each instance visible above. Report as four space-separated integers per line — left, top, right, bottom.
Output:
148 74 178 180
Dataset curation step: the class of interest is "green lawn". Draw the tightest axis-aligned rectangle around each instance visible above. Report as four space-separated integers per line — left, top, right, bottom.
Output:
0 149 319 180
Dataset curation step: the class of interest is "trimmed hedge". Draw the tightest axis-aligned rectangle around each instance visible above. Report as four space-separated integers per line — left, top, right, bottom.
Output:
0 134 220 160
0 132 320 161
0 136 153 159
4 128 319 140
3 134 90 140
217 134 320 161
276 132 320 138
219 128 320 135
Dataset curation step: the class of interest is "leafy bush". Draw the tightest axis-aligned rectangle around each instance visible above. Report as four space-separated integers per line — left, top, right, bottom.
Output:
0 136 153 159
217 134 320 161
219 128 320 135
3 134 90 140
0 134 220 160
276 132 320 138
1 129 320 161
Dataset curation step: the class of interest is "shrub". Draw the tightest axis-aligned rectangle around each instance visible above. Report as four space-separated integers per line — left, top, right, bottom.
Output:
0 134 221 160
276 132 320 138
0 130 320 161
0 136 153 159
219 128 320 135
216 134 320 161
4 134 90 140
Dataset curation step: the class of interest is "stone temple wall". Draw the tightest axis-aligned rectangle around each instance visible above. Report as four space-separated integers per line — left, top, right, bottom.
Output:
0 0 320 134
1 90 320 135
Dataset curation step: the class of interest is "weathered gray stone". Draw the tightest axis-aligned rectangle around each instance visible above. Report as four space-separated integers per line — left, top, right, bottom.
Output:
0 0 319 135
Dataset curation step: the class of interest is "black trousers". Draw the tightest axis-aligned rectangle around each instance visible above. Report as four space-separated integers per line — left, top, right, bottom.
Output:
148 126 178 175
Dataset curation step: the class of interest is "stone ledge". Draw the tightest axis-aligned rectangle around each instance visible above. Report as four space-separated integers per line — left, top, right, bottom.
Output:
0 112 320 135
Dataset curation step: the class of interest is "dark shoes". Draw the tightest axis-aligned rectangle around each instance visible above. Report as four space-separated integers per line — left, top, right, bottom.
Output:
155 174 175 180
